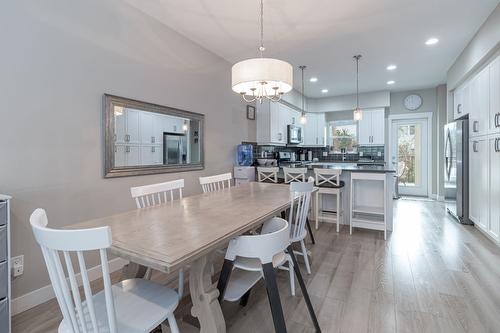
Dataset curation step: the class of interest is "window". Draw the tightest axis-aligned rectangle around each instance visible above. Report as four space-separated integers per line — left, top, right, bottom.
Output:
328 120 358 153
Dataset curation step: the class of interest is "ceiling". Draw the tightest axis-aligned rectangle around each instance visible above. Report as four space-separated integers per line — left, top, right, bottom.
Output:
125 0 499 98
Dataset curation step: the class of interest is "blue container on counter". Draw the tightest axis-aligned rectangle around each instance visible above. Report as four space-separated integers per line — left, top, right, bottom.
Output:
236 144 253 166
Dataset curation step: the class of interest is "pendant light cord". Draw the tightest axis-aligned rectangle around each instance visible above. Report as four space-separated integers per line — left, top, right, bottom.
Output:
301 66 305 112
354 55 361 108
259 0 264 57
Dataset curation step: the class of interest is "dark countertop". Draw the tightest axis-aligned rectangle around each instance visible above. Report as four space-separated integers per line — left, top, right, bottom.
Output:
278 162 395 174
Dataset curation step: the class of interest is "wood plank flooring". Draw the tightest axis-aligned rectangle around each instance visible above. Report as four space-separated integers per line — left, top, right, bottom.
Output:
12 199 500 332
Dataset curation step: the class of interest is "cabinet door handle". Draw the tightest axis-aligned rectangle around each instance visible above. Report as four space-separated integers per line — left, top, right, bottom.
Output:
151 146 155 153
473 121 479 133
457 104 462 114
126 146 130 153
473 141 478 153
114 146 117 153
173 125 177 132
496 138 500 152
495 113 500 128
151 136 155 143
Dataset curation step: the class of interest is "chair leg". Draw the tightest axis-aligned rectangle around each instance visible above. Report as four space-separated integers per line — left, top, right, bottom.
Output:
216 259 234 303
177 269 184 299
300 240 311 274
289 260 295 296
286 245 321 333
167 313 180 333
315 192 319 230
144 267 153 280
336 193 340 233
305 217 316 245
262 263 287 333
239 288 252 307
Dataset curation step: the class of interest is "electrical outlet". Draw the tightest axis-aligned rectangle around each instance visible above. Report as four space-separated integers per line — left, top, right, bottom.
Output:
12 255 24 277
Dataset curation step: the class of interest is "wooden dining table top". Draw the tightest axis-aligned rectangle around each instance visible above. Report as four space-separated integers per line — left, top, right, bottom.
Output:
69 182 295 273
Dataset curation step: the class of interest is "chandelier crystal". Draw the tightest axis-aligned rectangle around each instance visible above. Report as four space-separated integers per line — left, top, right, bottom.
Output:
231 0 293 103
353 55 363 121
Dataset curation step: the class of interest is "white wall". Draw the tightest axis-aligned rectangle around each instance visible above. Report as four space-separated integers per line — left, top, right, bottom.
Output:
308 90 390 113
0 0 253 299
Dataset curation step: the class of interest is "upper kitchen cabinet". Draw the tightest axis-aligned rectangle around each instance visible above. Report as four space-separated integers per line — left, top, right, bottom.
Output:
490 56 500 134
453 83 470 120
303 113 326 146
115 108 140 144
256 101 301 145
358 109 385 145
469 66 490 137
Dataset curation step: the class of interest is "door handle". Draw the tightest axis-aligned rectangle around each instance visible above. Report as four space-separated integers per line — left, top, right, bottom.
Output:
457 104 462 114
473 121 479 133
126 146 130 153
473 141 478 153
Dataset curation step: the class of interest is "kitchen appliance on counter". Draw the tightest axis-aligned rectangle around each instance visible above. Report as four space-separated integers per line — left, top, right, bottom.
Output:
163 133 187 165
287 125 303 144
278 151 291 165
236 144 253 166
444 119 471 224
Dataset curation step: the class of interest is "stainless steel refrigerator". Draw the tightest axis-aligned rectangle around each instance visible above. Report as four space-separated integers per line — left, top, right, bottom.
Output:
444 119 472 224
163 133 187 165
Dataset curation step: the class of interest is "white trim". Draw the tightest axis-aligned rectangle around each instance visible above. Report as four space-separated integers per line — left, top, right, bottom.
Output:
388 112 433 198
11 258 128 315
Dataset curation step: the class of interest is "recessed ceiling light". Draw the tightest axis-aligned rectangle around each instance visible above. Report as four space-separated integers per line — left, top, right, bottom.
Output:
387 80 395 85
309 77 318 82
321 89 328 93
425 38 439 45
386 65 397 71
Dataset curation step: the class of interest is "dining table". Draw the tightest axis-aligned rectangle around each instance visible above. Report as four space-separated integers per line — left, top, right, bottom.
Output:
69 181 320 333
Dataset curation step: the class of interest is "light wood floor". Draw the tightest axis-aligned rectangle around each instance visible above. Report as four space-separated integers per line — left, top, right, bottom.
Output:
12 199 500 332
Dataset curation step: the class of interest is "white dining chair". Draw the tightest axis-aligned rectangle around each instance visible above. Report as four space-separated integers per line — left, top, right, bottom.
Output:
130 179 185 297
257 167 280 183
199 172 232 193
283 167 307 184
314 168 345 232
288 180 314 274
30 209 180 333
217 217 293 331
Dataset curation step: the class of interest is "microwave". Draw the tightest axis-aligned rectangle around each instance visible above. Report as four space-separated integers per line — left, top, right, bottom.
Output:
287 124 303 144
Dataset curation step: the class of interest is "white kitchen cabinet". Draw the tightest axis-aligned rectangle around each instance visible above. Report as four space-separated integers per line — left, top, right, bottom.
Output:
469 138 489 231
115 145 126 167
140 112 155 144
469 67 490 138
163 115 185 134
453 85 464 120
303 113 326 146
140 145 162 165
115 145 140 166
256 101 289 145
490 56 500 134
358 109 385 145
125 109 141 144
153 113 165 144
488 135 500 242
114 111 126 144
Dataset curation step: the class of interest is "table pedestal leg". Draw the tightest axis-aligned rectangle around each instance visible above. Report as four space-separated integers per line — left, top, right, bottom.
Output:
190 255 226 333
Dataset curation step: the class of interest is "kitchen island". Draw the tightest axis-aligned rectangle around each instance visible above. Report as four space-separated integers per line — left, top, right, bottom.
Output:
277 162 396 234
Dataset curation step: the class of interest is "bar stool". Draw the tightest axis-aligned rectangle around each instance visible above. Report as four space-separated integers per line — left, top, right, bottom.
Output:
257 167 281 183
314 168 345 232
283 167 307 183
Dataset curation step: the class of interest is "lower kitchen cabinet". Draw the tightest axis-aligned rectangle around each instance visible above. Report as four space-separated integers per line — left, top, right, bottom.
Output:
469 138 489 231
488 135 500 242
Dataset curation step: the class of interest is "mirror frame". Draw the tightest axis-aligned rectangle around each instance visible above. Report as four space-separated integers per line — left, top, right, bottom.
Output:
103 94 205 178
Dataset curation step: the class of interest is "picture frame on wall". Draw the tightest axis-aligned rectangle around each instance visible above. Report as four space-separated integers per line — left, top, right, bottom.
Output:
246 105 256 120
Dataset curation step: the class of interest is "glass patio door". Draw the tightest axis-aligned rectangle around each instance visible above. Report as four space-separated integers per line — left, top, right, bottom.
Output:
391 119 429 196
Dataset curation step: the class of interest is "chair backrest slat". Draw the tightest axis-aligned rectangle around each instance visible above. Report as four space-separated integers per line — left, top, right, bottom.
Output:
257 167 279 183
289 181 313 240
283 167 307 184
131 179 185 209
30 209 116 333
199 173 233 193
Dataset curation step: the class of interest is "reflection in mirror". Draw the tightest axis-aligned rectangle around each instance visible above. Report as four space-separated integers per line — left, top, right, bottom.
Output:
104 95 204 178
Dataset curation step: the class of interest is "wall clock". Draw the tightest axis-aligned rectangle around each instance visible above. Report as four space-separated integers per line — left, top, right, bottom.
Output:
404 94 422 111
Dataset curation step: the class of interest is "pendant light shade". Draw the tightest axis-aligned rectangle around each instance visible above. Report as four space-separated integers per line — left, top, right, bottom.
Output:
353 55 363 121
231 58 293 99
231 0 293 103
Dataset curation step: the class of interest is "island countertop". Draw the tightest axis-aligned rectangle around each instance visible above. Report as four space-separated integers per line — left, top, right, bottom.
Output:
277 162 396 175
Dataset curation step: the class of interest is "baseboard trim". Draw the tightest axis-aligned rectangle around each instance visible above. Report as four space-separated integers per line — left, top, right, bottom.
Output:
11 258 128 316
